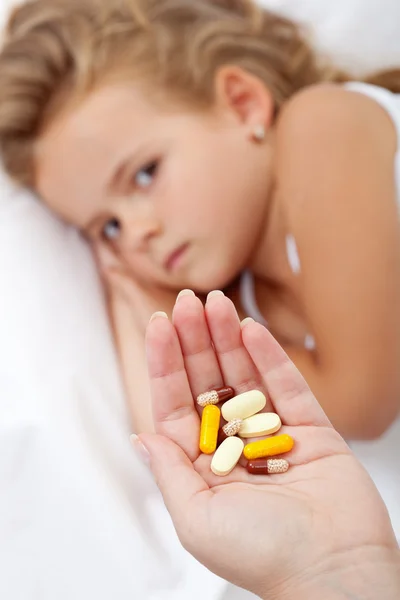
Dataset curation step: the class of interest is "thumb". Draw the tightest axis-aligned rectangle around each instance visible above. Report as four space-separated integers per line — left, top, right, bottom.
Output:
134 433 209 527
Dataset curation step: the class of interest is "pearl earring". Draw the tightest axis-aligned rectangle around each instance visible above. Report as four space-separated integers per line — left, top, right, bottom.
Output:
252 124 266 143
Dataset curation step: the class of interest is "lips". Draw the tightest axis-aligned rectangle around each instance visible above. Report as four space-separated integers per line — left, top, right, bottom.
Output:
164 243 189 272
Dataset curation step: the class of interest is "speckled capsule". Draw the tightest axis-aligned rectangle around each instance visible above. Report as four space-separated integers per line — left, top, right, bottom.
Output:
197 387 234 408
247 458 289 475
244 434 294 460
222 419 243 437
199 405 221 454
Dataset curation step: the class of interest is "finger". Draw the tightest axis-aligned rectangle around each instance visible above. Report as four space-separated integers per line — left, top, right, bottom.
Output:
205 292 274 411
138 433 211 541
146 313 201 460
92 242 121 275
241 320 331 427
92 243 134 300
172 292 225 399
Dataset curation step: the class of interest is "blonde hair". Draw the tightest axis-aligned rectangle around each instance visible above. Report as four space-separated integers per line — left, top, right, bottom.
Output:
0 0 398 189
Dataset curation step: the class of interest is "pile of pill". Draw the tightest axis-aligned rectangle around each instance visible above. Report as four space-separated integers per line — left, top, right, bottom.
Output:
197 387 294 477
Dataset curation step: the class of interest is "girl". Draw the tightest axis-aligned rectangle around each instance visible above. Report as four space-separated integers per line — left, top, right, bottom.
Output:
0 0 400 526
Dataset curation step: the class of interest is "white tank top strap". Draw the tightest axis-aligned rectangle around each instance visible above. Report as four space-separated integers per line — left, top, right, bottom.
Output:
285 234 301 275
239 270 268 327
344 81 400 146
344 81 400 205
239 237 302 326
239 270 316 350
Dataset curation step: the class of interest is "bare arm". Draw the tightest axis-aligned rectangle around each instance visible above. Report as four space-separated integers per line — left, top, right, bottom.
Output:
108 290 154 434
277 84 400 440
265 549 400 600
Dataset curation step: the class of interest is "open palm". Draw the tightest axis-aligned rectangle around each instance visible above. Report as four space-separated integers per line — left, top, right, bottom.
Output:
139 292 397 598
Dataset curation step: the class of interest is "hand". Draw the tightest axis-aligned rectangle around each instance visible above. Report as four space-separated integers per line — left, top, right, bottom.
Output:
93 242 177 331
137 291 399 599
92 242 180 433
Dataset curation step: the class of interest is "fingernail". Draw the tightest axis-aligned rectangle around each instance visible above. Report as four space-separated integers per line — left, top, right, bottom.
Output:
176 289 195 302
207 290 224 302
240 317 255 329
149 311 168 323
130 434 151 467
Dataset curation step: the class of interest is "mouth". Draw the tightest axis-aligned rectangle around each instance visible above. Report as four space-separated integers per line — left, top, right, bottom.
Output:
164 243 189 272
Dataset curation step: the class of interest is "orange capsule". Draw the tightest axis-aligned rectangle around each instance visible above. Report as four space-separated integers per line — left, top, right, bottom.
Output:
243 434 294 460
199 405 221 454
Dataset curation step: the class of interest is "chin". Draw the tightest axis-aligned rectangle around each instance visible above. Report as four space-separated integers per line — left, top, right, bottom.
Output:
190 263 242 295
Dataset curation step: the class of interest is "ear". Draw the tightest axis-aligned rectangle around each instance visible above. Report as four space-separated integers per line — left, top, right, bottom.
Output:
214 65 275 131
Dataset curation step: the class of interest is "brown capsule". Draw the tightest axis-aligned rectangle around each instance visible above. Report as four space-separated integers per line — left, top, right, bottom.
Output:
247 458 289 475
196 386 234 408
222 419 243 437
217 428 228 446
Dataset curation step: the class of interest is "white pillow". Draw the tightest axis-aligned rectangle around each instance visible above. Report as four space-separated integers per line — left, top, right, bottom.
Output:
0 175 251 600
260 0 400 73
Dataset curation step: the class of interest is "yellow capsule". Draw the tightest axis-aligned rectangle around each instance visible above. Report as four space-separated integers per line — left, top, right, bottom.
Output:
244 434 294 460
199 405 221 454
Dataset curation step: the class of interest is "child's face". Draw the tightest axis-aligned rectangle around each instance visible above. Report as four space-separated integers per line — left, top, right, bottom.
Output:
36 82 272 292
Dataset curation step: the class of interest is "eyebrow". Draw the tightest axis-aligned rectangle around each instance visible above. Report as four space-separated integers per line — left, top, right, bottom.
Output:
107 144 145 196
83 146 144 233
108 159 130 195
82 158 132 233
108 139 156 195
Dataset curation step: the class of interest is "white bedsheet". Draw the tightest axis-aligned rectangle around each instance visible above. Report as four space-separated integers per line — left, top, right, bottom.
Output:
0 189 255 599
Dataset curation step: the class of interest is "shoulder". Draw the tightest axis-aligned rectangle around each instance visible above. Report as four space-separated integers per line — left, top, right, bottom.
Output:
276 82 397 161
274 83 397 218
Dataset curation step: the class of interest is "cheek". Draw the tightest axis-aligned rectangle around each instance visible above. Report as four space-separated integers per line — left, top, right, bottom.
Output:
165 166 230 227
160 142 257 236
157 166 208 229
123 254 158 285
169 192 223 235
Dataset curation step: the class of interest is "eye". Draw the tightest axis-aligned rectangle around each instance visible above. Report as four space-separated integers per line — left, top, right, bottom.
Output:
134 160 158 189
102 217 121 241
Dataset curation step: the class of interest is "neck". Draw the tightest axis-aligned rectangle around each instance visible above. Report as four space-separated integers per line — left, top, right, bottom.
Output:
248 172 289 285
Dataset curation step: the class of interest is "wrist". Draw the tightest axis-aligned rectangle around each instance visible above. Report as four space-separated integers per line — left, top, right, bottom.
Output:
260 545 400 600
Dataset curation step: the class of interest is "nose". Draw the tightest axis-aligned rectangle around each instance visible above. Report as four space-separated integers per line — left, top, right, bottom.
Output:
123 215 162 253
112 195 163 254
